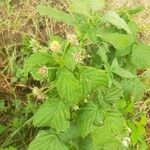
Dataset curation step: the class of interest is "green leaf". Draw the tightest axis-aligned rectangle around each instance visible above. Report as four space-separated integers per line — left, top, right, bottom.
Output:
131 44 150 68
70 0 89 16
78 136 95 150
97 46 108 63
111 58 135 78
92 125 116 145
77 102 102 137
28 130 69 150
33 99 70 132
123 78 145 101
86 0 105 11
56 68 82 105
70 0 105 16
23 52 54 77
104 85 123 103
91 113 126 148
79 66 108 96
98 31 134 50
30 66 56 81
128 21 140 36
37 5 74 25
105 112 126 133
116 45 132 57
64 47 79 71
30 65 46 81
103 11 132 34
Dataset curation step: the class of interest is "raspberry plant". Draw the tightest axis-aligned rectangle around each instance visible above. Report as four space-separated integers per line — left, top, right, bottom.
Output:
21 0 150 149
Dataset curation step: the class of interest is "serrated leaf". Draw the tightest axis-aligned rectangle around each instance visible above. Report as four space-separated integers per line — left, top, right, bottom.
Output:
78 136 95 150
123 78 145 101
77 102 104 137
131 44 150 68
33 99 70 132
113 67 135 78
23 52 54 77
60 123 80 142
98 31 134 50
104 85 123 103
64 47 79 71
100 141 127 150
92 125 118 146
56 68 82 105
111 58 135 78
79 66 108 96
105 112 126 133
92 113 127 149
28 130 69 150
37 5 74 26
103 11 132 34
116 45 132 57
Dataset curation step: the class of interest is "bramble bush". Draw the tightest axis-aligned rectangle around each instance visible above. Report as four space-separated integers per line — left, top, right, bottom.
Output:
17 0 150 149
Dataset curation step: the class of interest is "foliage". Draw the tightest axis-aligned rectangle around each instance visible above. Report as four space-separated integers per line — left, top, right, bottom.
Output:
1 0 150 149
22 0 150 149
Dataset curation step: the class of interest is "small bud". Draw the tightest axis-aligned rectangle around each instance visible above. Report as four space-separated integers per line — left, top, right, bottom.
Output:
66 33 79 46
73 51 85 64
32 87 45 100
122 137 131 147
73 105 79 111
50 41 61 52
84 98 88 103
32 87 39 96
38 66 48 77
73 51 91 64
